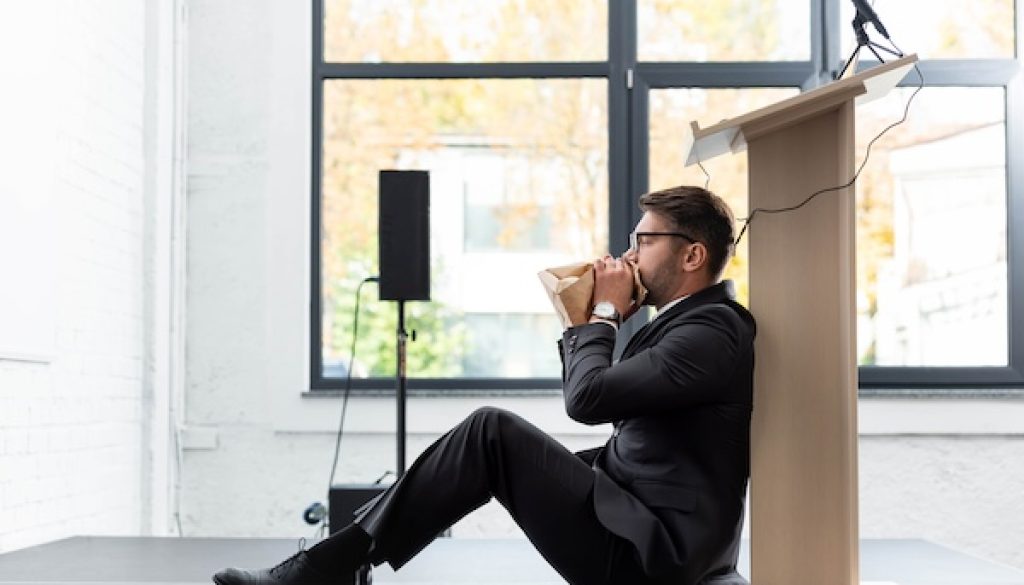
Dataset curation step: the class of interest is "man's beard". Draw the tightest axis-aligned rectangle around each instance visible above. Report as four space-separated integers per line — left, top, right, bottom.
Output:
637 265 672 308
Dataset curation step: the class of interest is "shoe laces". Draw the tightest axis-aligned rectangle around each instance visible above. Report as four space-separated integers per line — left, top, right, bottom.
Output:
267 543 307 579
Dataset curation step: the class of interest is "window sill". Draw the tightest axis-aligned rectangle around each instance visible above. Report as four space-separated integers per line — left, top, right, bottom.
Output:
292 388 1024 437
303 388 562 399
303 387 1024 399
859 388 1024 399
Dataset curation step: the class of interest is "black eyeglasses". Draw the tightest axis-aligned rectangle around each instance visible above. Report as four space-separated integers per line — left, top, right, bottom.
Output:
629 231 697 252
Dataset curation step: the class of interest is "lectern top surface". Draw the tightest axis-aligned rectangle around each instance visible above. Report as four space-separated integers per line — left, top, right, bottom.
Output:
682 54 918 166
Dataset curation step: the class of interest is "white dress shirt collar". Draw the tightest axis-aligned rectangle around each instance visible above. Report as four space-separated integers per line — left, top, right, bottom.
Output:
653 294 689 321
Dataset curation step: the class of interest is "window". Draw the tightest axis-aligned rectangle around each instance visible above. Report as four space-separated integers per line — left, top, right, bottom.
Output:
834 0 1022 387
312 0 1023 392
324 0 607 63
856 87 1008 368
637 0 811 62
838 0 1015 60
319 78 606 384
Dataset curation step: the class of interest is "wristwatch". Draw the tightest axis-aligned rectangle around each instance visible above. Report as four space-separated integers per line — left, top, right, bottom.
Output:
592 301 621 324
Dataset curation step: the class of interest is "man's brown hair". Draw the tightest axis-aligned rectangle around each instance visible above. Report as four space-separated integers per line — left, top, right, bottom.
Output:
638 185 736 278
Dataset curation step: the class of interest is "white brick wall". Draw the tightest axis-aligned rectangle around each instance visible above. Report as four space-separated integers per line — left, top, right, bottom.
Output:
0 0 148 553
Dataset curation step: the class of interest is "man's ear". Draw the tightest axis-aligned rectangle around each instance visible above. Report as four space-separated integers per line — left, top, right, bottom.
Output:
680 242 708 274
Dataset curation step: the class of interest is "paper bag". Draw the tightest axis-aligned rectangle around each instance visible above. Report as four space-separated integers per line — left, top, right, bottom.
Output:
538 262 595 329
538 261 648 329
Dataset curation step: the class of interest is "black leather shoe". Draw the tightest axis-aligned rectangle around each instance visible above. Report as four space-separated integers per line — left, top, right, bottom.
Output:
212 550 346 585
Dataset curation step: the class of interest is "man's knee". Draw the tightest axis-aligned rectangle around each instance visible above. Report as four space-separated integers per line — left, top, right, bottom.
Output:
468 406 509 422
464 406 528 438
464 406 509 432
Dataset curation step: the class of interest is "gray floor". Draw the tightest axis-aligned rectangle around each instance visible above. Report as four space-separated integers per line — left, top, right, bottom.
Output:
0 536 1023 585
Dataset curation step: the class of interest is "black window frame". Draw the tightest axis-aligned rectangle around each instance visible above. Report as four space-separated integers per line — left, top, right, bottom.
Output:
310 0 1024 394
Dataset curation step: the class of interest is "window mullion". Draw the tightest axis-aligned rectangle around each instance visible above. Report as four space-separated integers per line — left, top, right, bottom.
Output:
1006 66 1024 379
609 0 636 258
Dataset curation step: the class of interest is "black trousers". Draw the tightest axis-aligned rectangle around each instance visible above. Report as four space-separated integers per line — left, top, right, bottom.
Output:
353 406 652 585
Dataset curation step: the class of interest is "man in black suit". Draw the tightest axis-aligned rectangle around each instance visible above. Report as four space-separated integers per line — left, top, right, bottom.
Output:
213 185 756 585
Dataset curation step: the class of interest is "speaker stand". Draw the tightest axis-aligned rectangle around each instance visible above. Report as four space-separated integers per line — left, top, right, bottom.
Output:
395 300 408 478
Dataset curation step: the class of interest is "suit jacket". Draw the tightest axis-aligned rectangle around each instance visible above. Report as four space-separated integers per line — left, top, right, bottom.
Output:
558 280 756 584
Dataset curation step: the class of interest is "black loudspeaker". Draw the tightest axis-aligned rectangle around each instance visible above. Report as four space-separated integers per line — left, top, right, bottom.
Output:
329 484 387 533
378 170 430 301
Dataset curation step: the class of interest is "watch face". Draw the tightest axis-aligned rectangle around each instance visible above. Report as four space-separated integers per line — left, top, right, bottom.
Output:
594 301 617 319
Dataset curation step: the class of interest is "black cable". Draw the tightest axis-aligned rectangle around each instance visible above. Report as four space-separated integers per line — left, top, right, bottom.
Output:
326 276 379 494
734 55 923 248
373 470 395 485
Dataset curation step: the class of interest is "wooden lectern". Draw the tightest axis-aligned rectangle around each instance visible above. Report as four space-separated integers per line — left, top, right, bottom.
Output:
681 55 918 585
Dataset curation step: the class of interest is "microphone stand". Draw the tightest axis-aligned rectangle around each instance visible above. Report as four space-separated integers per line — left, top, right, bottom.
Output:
835 12 903 80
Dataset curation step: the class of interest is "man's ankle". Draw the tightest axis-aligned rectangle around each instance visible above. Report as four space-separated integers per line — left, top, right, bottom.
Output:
305 524 372 577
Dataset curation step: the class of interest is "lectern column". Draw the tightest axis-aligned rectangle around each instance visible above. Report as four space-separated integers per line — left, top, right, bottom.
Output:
747 101 859 585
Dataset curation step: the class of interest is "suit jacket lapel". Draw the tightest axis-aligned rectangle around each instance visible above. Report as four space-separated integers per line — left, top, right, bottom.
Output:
621 281 735 359
621 319 656 359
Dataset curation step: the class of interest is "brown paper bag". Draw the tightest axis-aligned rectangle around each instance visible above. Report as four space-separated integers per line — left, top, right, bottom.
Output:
537 262 594 329
538 261 648 329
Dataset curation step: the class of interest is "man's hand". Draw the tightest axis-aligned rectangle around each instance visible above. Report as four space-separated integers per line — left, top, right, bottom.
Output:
592 255 640 322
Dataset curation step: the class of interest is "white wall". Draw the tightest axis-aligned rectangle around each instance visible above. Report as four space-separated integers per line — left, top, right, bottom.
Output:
0 0 153 553
0 0 183 553
857 400 1024 568
860 434 1024 567
178 0 1024 571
